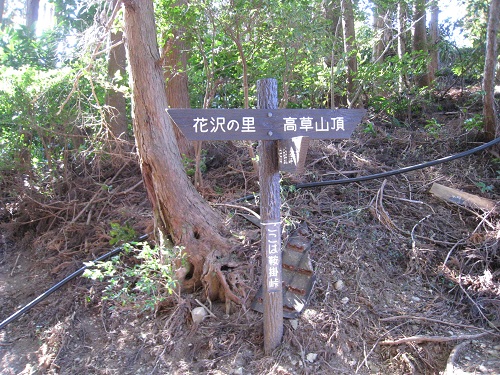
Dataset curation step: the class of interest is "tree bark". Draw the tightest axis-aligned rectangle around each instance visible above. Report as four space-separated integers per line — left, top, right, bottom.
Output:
428 1 439 83
122 0 237 301
483 0 500 140
341 0 358 107
412 0 430 88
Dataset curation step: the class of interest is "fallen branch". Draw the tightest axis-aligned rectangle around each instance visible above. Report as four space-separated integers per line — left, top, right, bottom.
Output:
380 331 493 345
430 182 497 212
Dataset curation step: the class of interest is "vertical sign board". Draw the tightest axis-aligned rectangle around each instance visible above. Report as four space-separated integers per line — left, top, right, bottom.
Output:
167 95 366 354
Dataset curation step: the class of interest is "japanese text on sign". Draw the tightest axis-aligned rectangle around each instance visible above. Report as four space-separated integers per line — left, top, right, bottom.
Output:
192 116 345 135
167 108 366 141
264 221 281 292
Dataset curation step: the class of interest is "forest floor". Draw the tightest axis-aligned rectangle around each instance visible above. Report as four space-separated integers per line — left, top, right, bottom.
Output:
1 89 500 374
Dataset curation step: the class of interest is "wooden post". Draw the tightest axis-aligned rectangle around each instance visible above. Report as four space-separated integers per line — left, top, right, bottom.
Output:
257 78 283 354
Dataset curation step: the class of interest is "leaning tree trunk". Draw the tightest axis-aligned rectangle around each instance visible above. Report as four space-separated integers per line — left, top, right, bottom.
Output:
122 0 238 302
483 0 500 140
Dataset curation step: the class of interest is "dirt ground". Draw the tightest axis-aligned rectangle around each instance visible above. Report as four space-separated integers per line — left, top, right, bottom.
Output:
1 94 500 374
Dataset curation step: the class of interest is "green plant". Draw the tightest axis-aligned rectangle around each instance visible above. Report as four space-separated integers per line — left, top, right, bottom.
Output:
463 114 484 131
182 151 207 177
83 241 183 313
424 118 442 137
109 222 137 246
362 121 376 135
475 181 493 193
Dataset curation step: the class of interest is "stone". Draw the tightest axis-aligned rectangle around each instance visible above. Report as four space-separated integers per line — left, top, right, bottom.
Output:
306 353 317 363
191 307 207 324
334 280 344 291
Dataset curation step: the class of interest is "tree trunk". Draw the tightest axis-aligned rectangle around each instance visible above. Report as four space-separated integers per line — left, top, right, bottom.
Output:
322 0 343 108
397 2 408 92
412 0 430 88
372 5 389 63
483 0 500 140
428 1 439 83
26 0 39 30
341 0 358 107
0 0 5 26
105 1 129 145
122 0 238 302
162 0 193 159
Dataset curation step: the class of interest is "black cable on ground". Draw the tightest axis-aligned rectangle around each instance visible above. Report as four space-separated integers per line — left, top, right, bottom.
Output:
0 234 149 330
237 136 500 202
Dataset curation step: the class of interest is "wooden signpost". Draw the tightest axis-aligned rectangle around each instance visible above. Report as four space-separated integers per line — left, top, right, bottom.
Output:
167 78 366 354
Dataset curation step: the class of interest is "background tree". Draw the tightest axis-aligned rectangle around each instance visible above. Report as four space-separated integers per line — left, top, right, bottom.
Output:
372 1 392 63
105 0 129 149
26 0 39 30
158 0 193 158
412 0 430 88
397 1 408 91
483 0 500 140
428 1 439 82
0 0 5 26
341 0 358 106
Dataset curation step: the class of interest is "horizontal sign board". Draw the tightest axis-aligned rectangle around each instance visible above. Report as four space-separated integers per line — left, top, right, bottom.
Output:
166 108 366 141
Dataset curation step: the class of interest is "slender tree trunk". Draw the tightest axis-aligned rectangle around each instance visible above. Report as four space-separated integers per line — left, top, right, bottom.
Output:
412 0 430 88
397 2 407 92
428 1 439 83
122 0 238 302
341 0 358 107
483 0 500 140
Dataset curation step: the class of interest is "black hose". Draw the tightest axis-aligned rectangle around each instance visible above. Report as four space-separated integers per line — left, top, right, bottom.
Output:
237 136 500 201
0 234 149 330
